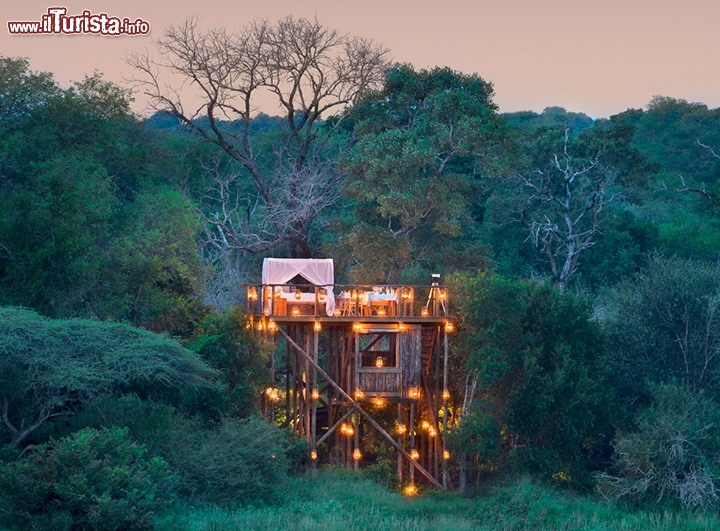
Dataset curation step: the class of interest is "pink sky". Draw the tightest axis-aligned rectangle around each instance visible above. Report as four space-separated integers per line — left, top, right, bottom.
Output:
3 0 719 118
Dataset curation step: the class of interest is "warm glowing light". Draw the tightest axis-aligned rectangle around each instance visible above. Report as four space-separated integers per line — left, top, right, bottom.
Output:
377 307 386 316
445 322 455 333
311 389 320 401
409 449 419 460
421 420 430 431
295 290 302 300
408 387 420 400
340 423 355 436
442 389 450 401
256 321 265 332
396 423 407 435
265 387 280 402
247 287 258 301
402 289 412 301
292 307 300 316
314 321 322 332
421 308 429 317
353 448 362 461
310 450 318 460
374 398 385 407
443 450 451 460
398 323 405 332
334 309 342 316
354 389 365 401
319 291 326 302
375 357 384 368
428 427 437 437
268 320 278 333
353 322 362 331
403 484 418 496
439 290 447 300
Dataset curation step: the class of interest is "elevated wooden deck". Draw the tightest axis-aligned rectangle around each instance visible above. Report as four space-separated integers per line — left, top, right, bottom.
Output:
244 283 450 324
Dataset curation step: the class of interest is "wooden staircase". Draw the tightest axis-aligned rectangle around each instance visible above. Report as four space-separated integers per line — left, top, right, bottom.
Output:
421 325 437 374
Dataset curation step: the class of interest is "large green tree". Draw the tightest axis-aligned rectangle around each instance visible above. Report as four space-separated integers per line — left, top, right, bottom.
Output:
604 255 720 407
0 56 208 333
449 273 611 486
0 307 218 448
339 65 507 282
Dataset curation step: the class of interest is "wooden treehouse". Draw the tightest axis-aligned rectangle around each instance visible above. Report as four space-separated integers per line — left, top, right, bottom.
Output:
245 258 453 492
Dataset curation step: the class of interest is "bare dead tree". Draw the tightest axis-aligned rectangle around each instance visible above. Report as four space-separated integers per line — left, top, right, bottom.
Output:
520 127 620 290
128 16 390 259
663 140 720 213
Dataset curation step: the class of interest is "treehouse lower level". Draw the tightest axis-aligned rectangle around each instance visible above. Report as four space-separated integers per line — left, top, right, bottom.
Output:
246 276 453 491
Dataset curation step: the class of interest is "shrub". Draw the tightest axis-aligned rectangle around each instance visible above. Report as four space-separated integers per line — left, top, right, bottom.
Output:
596 383 720 510
0 427 176 530
159 416 296 506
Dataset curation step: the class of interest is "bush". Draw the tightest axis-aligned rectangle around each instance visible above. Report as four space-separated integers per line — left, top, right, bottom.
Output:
0 427 176 530
158 416 296 506
596 383 720 511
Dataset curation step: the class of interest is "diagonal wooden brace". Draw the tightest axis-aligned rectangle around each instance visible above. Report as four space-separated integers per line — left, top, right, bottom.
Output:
278 326 444 490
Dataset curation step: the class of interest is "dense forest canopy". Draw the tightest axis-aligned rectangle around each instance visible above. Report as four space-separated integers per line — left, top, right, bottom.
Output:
3 15 720 526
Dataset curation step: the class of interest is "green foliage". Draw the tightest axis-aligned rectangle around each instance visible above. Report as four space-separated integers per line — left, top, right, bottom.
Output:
154 416 295 506
502 106 594 134
155 470 720 530
190 307 273 416
0 55 206 332
450 273 611 483
339 64 506 281
0 427 176 530
604 255 720 406
0 307 218 447
597 384 720 511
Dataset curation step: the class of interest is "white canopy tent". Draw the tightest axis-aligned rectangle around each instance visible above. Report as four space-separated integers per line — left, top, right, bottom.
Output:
261 258 336 316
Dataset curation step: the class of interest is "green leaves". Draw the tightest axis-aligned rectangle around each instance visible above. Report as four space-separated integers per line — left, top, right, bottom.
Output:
0 427 176 530
339 65 504 280
0 307 218 447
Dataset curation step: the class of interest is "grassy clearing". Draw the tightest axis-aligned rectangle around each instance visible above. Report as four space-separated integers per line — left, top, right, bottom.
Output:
155 469 720 531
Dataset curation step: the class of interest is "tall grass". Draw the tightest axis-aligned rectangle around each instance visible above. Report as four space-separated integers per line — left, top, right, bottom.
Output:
155 469 720 530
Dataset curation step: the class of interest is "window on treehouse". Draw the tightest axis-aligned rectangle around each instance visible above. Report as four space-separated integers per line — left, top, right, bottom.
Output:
359 332 397 368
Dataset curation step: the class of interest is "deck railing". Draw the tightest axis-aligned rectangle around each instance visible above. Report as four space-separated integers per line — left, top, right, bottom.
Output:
244 283 449 319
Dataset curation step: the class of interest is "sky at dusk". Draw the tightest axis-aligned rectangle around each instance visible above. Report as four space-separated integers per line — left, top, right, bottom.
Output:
3 0 719 119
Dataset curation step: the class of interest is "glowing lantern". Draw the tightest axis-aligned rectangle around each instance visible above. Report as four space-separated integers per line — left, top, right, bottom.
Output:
295 290 301 300
354 389 365 401
408 387 420 400
403 484 418 496
396 423 407 435
310 450 318 460
352 448 362 461
314 321 322 332
445 322 455 333
375 357 384 368
311 389 320 401
291 307 300 316
443 450 451 460
421 307 429 317
265 387 280 402
409 449 419 460
442 389 450 401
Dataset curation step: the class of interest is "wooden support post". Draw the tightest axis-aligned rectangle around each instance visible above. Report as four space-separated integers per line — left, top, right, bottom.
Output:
409 401 416 486
443 326 449 489
397 403 403 485
277 326 444 490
